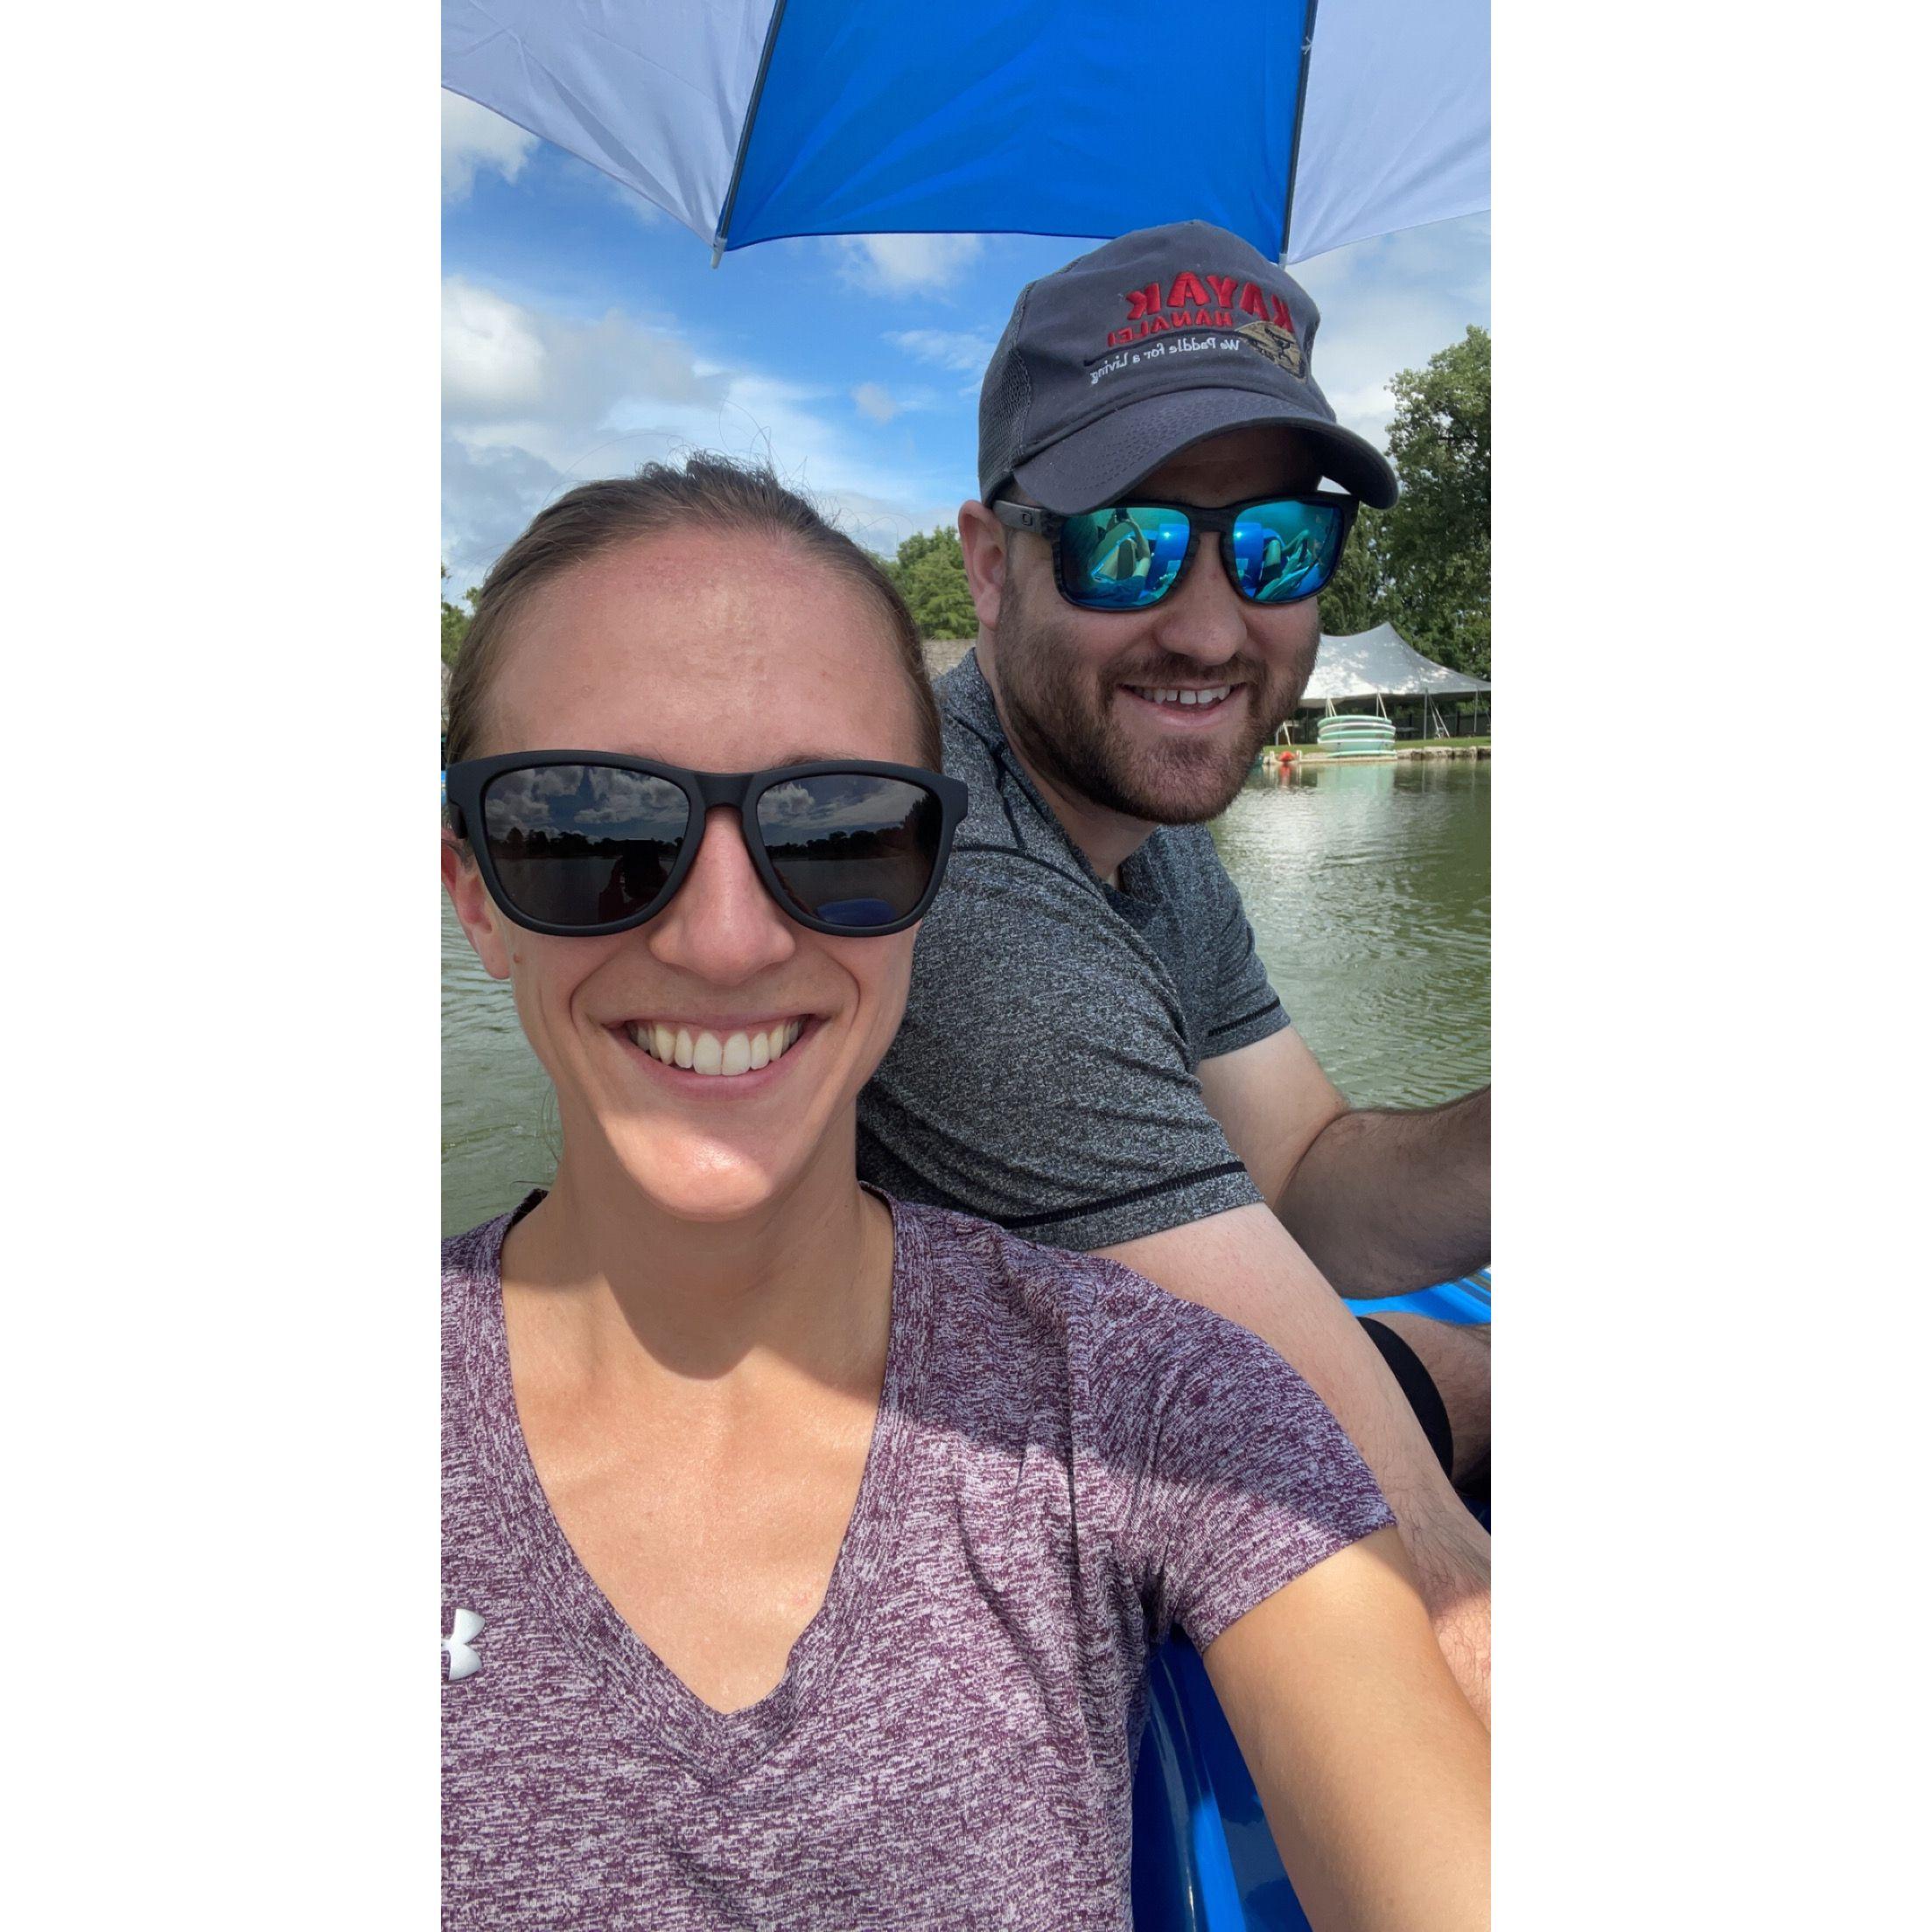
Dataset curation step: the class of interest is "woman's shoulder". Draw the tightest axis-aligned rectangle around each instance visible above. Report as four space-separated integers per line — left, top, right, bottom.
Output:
443 1213 508 1284
442 1216 503 1279
889 1197 1281 1406
893 1195 1162 1306
888 1200 1390 1616
442 1191 543 1293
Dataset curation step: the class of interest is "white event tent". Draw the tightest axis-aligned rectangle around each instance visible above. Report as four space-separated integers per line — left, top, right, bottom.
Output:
1298 623 1492 708
1289 622 1491 743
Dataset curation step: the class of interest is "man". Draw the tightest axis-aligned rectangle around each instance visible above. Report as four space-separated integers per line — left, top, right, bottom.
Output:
857 220 1493 1717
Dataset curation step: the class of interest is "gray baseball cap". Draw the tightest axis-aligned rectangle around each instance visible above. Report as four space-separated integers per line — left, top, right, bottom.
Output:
978 220 1396 514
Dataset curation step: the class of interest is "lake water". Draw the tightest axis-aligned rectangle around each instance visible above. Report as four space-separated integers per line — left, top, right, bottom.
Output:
442 760 1490 1234
1209 759 1490 1110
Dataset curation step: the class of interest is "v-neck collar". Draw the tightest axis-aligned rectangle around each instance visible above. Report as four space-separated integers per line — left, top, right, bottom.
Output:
460 1190 935 1785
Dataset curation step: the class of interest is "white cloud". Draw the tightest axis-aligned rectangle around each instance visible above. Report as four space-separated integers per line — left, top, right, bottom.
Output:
1286 214 1492 456
851 382 901 424
835 234 984 294
442 276 967 590
886 329 998 376
440 434 572 597
810 488 963 562
443 277 728 449
443 278 548 413
442 93 539 201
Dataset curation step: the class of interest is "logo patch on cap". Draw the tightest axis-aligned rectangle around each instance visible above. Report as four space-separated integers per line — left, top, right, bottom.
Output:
1102 268 1306 363
1236 318 1306 380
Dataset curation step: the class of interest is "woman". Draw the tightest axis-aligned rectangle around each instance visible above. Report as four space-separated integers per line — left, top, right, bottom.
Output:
441 456 1488 1930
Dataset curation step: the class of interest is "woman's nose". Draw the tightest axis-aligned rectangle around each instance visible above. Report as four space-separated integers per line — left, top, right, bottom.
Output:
646 807 797 983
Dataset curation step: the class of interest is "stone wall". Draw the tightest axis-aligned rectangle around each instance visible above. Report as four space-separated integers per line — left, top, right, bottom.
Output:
920 638 974 680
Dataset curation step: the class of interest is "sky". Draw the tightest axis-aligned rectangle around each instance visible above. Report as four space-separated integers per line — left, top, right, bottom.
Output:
441 92 1490 598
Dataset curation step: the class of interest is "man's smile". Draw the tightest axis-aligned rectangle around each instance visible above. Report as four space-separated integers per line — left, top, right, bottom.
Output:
1118 682 1245 725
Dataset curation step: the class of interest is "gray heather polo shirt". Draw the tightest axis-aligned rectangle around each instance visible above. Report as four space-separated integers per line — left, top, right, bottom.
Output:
858 652 1291 1251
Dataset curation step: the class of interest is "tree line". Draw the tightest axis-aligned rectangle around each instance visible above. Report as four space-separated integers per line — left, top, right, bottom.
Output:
442 326 1488 682
443 564 477 668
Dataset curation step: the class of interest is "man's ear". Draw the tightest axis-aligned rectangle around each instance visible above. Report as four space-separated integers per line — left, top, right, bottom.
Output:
958 500 1009 634
441 835 514 981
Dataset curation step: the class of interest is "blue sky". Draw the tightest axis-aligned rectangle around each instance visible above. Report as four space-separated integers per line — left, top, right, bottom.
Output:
442 94 1490 597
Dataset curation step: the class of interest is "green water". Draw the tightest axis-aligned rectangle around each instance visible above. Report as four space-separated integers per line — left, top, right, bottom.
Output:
1209 759 1490 1110
442 905 558 1237
442 760 1490 1234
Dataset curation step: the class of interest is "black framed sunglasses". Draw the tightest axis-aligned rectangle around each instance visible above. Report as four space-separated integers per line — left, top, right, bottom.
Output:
444 753 969 939
993 492 1357 612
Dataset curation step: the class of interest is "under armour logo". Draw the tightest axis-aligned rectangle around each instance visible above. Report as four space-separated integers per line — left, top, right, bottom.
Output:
443 1607 484 1681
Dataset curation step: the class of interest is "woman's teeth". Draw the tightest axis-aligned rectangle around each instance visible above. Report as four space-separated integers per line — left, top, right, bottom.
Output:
1130 684 1233 707
629 1019 803 1075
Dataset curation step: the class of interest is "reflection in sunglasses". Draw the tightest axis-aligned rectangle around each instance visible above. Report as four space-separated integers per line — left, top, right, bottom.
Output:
484 765 689 838
761 778 938 925
452 755 962 936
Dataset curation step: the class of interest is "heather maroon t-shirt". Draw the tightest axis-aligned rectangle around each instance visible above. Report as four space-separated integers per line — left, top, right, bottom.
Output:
443 1194 1393 1929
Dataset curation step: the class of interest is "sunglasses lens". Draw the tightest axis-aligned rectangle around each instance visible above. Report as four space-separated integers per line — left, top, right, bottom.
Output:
1229 500 1347 604
755 774 943 931
1058 506 1190 608
480 764 689 929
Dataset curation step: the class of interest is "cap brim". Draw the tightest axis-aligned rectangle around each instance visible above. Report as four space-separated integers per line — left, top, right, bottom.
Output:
1010 388 1398 513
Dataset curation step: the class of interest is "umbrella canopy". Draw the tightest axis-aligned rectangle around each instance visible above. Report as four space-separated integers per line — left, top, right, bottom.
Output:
442 0 1488 265
1298 623 1492 705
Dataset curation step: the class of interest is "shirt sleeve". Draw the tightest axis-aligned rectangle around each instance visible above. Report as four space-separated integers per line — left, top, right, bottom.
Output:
858 850 1265 1250
1125 1298 1397 1651
1193 834 1292 1060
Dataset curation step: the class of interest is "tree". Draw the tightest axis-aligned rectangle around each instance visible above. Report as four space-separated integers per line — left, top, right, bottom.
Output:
1315 326 1490 678
1378 325 1490 679
885 526 977 640
442 564 480 668
1317 510 1390 638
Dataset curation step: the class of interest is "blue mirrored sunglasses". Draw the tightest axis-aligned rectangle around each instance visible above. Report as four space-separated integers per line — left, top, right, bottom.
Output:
994 493 1356 612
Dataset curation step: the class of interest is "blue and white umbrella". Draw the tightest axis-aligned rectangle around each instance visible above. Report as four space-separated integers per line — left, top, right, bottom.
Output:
443 0 1488 266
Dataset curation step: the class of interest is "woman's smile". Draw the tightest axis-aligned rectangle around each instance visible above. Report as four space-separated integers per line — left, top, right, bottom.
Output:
609 1012 816 1095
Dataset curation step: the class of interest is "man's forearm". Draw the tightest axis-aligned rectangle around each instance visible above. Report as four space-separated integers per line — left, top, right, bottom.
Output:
1388 1473 1490 1727
1277 1086 1490 1298
1334 1302 1492 1728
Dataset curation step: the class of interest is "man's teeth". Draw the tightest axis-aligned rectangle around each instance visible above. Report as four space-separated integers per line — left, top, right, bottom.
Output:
629 1019 803 1075
1131 684 1233 707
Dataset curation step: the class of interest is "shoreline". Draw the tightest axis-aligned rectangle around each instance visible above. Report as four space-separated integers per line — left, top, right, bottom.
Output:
1266 743 1492 766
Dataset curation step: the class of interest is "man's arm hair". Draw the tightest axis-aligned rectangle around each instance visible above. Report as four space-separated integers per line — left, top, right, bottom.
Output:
1200 1029 1491 1299
1280 1086 1491 1298
1098 1203 1490 1726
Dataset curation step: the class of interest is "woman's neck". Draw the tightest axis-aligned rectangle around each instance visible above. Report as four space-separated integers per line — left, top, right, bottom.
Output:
498 1112 892 1402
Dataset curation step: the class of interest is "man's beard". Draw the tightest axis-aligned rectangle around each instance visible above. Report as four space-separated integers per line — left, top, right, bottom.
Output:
992 578 1317 826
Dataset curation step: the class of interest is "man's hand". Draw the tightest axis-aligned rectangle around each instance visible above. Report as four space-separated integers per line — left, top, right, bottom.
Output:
1100 1203 1491 1725
1410 1498 1491 1727
1201 1029 1491 1298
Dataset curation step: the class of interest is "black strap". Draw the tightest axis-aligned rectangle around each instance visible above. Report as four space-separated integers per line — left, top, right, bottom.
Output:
1356 1317 1455 1482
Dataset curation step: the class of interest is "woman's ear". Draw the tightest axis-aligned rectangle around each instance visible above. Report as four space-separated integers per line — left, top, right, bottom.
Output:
957 500 1008 633
441 835 514 981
